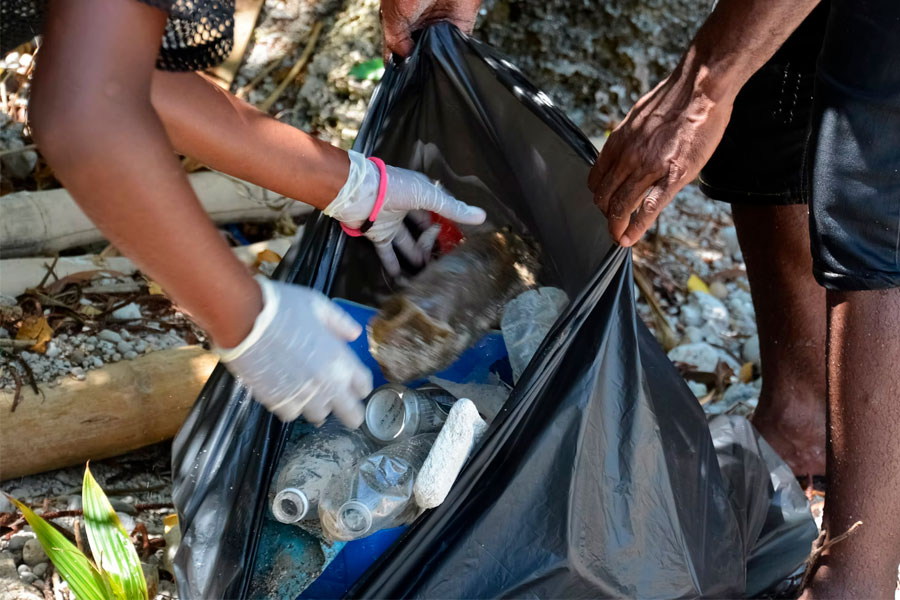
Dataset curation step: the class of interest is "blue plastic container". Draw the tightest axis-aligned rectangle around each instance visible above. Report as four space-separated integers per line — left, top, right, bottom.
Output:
248 299 511 600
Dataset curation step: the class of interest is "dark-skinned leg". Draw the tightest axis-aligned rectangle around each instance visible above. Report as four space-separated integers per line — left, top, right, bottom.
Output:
802 288 900 598
732 203 827 477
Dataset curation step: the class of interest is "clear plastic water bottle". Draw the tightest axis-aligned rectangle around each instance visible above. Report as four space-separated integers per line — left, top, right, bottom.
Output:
270 419 377 525
319 433 437 541
363 383 454 443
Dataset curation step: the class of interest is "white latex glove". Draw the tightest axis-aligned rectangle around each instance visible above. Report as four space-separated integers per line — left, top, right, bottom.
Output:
217 276 373 428
325 150 487 276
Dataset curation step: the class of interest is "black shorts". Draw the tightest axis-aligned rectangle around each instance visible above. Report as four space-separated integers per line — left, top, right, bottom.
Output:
699 0 900 291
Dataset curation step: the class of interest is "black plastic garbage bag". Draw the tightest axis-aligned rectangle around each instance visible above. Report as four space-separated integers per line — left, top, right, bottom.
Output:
171 24 815 599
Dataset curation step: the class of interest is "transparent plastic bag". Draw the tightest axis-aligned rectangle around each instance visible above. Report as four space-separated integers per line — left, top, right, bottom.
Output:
501 287 569 381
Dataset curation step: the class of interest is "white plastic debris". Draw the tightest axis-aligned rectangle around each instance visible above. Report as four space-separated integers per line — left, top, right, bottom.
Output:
414 399 487 510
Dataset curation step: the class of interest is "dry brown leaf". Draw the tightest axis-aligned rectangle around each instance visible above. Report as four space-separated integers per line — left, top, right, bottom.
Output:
256 249 282 264
147 280 166 296
16 315 52 353
79 305 103 317
739 361 755 383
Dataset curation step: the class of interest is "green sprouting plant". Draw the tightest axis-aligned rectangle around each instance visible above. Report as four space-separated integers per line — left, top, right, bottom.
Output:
7 463 148 600
349 58 385 82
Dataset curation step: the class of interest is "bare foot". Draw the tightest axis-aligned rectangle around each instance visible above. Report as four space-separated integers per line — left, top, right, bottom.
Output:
751 396 826 477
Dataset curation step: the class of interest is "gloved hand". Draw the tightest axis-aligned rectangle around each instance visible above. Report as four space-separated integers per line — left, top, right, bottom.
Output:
325 150 487 276
217 276 373 428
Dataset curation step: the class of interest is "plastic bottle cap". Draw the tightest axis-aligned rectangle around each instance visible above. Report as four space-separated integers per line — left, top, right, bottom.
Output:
365 386 407 442
272 488 309 523
338 501 373 536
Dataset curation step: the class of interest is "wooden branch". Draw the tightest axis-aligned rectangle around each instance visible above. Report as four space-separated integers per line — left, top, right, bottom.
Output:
205 0 265 90
0 171 311 257
259 22 323 113
0 238 293 297
0 345 219 479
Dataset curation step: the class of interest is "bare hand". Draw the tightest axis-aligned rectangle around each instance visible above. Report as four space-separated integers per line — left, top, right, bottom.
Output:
588 71 734 246
380 0 482 60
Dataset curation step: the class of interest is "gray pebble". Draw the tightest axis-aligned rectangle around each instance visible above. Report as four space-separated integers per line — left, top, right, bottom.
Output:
123 351 138 360
84 343 96 352
70 349 85 364
119 329 132 341
0 327 10 338
67 495 82 510
680 304 702 327
133 340 147 353
69 367 86 380
742 334 761 364
6 532 33 552
22 538 47 566
19 572 37 584
116 512 136 533
92 356 103 368
720 226 741 257
112 352 122 361
110 497 135 514
31 562 48 578
17 563 32 576
709 281 729 299
116 340 133 353
98 329 123 344
111 303 142 321
0 494 12 513
0 550 17 579
44 343 60 358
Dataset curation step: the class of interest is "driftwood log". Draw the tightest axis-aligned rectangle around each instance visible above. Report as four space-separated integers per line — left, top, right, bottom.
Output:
0 238 293 297
0 171 311 257
0 345 219 479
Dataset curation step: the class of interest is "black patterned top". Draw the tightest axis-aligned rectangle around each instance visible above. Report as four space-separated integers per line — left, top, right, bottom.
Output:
0 0 235 71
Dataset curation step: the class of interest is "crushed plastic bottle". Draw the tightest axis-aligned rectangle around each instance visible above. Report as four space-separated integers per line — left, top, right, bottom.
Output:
319 434 437 541
363 383 454 443
368 229 540 382
270 420 377 525
501 287 569 382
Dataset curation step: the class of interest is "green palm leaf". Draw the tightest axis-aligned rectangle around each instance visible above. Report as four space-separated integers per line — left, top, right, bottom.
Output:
82 464 148 600
8 496 110 600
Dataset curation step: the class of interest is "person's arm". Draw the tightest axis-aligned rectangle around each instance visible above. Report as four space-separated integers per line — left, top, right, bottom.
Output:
588 0 821 247
150 72 486 276
30 0 378 427
380 0 482 59
31 0 262 348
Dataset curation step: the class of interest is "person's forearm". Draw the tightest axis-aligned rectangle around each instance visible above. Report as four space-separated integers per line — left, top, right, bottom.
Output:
678 0 821 102
151 71 349 210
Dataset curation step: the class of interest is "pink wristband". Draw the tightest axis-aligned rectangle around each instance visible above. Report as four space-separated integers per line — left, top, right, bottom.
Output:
341 157 388 237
